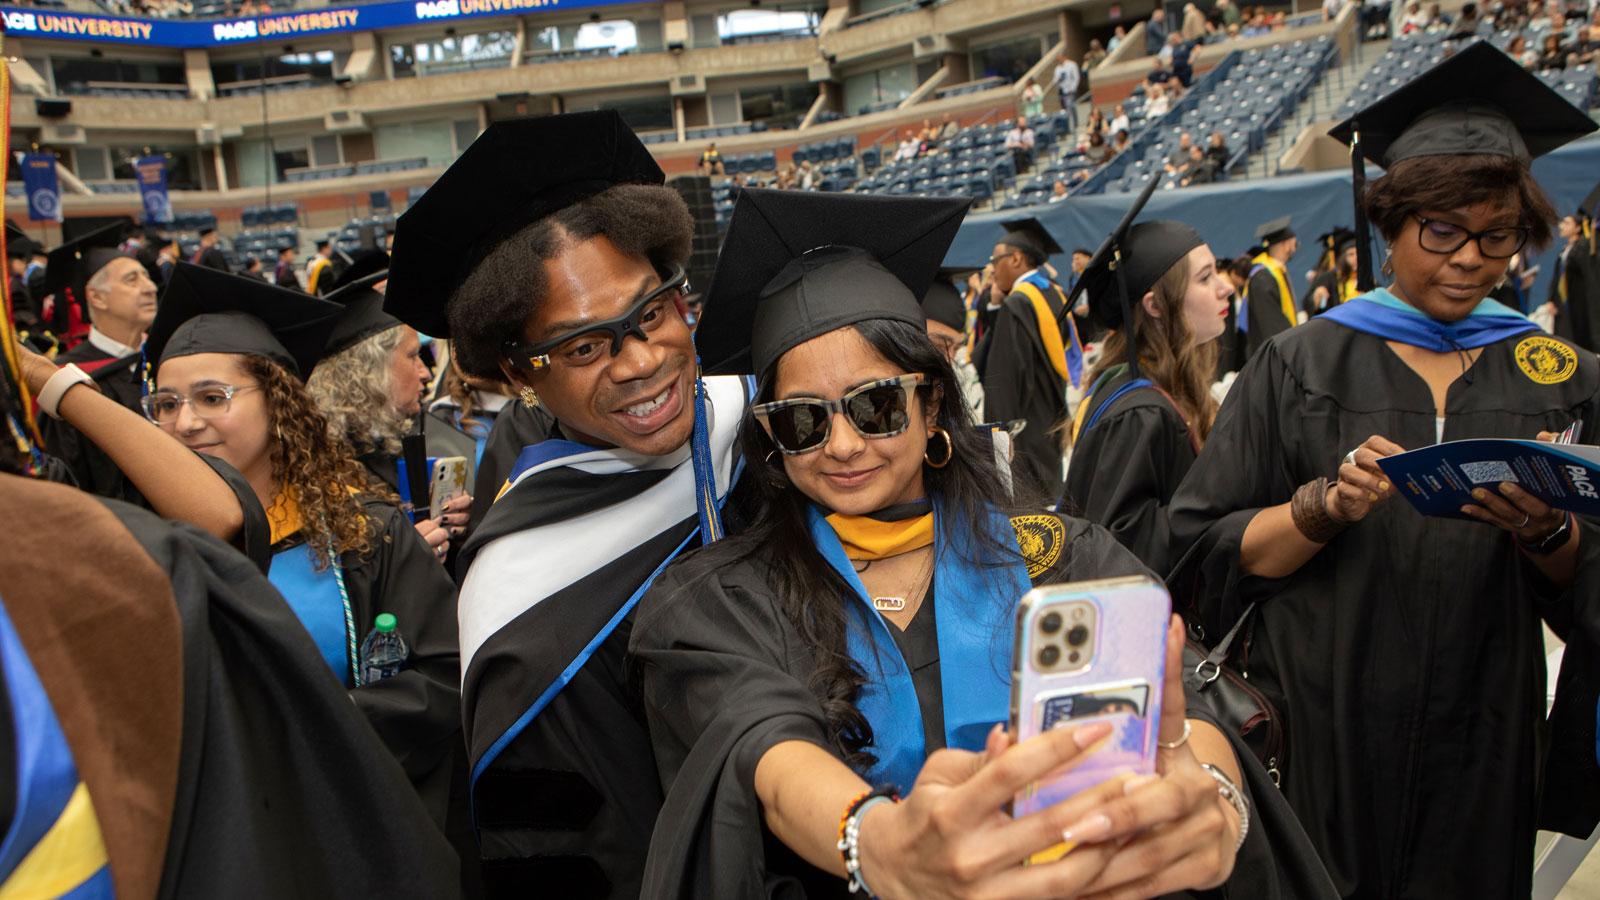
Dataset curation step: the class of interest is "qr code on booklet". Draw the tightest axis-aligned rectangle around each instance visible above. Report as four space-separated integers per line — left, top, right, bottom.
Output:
1460 460 1518 485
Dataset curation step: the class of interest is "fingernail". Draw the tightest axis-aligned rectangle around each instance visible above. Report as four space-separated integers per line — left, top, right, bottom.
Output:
1367 491 1378 502
1461 506 1476 516
1499 483 1515 495
1122 774 1160 795
1378 482 1389 492
1074 721 1113 748
1473 489 1488 500
1060 812 1112 845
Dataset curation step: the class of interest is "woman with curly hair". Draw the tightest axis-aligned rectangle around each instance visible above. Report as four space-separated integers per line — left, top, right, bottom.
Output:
309 260 469 559
142 264 465 841
1061 218 1234 573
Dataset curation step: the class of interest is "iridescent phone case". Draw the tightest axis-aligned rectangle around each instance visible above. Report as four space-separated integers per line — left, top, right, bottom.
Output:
1010 576 1170 860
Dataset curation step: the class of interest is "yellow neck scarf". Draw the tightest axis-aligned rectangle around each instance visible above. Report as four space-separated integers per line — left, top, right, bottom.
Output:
825 510 935 561
267 488 304 545
1250 253 1298 328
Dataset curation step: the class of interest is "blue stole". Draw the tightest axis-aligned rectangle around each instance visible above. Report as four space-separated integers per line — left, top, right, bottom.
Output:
805 505 1031 790
0 598 113 898
1319 287 1538 351
268 546 352 686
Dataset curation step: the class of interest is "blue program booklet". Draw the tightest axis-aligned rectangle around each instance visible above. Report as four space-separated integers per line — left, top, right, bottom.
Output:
1377 438 1600 519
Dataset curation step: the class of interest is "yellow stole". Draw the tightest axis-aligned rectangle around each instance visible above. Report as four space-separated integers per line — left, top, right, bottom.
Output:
1011 280 1080 386
1250 253 1297 328
824 511 935 561
267 489 304 545
0 784 108 900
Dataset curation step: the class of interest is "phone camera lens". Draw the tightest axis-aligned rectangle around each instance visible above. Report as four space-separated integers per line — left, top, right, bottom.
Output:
1040 612 1063 634
1038 645 1061 667
1066 625 1090 647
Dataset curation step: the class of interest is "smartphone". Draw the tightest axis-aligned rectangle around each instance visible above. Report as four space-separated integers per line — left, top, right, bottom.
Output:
1010 575 1171 863
428 456 469 521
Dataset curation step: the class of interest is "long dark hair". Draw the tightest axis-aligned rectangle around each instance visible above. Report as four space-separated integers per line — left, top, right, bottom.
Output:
682 319 1039 767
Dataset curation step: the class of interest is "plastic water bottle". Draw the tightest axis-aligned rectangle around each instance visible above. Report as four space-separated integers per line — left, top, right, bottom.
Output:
360 613 409 684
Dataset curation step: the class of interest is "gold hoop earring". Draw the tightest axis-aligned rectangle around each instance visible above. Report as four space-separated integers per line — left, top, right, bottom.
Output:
924 427 953 469
519 385 540 408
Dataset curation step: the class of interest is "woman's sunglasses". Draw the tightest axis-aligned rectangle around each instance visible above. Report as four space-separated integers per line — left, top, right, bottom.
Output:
753 373 927 455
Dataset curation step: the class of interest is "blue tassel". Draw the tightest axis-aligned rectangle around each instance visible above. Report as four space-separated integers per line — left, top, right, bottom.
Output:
689 365 723 546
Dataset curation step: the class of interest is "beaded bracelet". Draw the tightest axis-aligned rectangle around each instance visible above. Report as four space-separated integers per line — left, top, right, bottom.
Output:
837 784 899 896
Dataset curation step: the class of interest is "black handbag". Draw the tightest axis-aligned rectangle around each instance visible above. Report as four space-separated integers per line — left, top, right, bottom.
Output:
1182 603 1286 786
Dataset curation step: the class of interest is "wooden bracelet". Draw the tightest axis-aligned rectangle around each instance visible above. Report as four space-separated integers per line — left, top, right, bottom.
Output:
1290 476 1349 544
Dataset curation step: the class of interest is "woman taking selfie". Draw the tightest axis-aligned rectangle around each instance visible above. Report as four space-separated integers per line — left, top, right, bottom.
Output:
141 264 465 838
633 190 1332 899
1061 219 1233 572
1170 45 1600 896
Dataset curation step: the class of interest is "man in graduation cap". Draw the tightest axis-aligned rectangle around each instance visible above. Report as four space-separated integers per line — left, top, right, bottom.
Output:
921 267 985 421
1241 215 1299 357
973 216 1085 496
1547 185 1600 350
37 220 161 504
1173 40 1600 898
188 226 230 273
306 239 335 296
384 110 747 899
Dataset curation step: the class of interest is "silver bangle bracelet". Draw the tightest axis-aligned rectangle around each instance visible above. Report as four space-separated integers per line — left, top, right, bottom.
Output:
1200 762 1250 853
838 795 895 896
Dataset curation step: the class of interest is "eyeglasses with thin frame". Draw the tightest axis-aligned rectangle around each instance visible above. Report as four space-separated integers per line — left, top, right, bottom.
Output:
141 383 259 426
753 373 928 455
1412 214 1529 260
501 266 690 373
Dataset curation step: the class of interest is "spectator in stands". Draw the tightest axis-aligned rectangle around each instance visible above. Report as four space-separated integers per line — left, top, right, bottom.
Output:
1243 11 1271 35
1528 0 1556 31
1182 2 1209 39
939 112 960 140
1083 106 1107 139
1020 80 1046 118
1147 54 1174 86
1109 102 1131 136
1322 0 1344 20
1167 132 1196 172
1165 71 1188 99
1146 82 1172 118
1052 54 1082 132
241 257 267 282
1108 24 1128 52
1049 179 1070 202
1146 6 1170 54
1400 1 1429 33
305 240 334 296
1083 38 1108 69
190 227 229 273
1447 2 1482 37
1537 33 1568 69
797 160 817 191
699 143 724 176
1004 116 1036 173
1206 131 1230 172
1112 128 1132 154
275 246 301 291
1168 32 1196 85
894 129 919 162
1506 33 1534 66
1181 145 1220 185
1217 0 1242 28
1084 129 1112 165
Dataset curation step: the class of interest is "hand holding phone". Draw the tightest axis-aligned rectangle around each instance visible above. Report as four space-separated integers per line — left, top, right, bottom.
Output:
429 456 469 522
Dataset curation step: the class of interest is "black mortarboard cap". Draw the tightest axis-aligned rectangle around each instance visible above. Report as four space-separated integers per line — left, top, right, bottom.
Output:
1578 182 1600 221
695 190 970 377
921 266 973 333
42 219 135 305
1328 41 1596 167
1255 216 1295 245
198 226 215 237
145 262 345 380
1078 220 1204 329
385 110 665 338
999 216 1064 260
5 224 39 260
315 239 330 250
324 251 402 356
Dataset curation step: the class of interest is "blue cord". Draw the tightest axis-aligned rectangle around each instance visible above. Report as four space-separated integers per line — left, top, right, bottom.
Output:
689 365 724 546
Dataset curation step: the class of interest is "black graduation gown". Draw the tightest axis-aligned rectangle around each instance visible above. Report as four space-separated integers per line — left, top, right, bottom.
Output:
1217 295 1246 379
1554 244 1598 352
193 245 230 273
38 342 146 505
7 274 37 329
1168 317 1600 898
0 473 461 899
631 512 1337 900
976 287 1069 497
1244 268 1293 359
1062 371 1196 574
467 400 555 533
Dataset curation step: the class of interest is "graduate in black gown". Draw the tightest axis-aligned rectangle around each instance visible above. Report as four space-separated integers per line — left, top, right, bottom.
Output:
972 217 1084 497
1241 216 1299 359
1302 228 1359 318
139 265 466 872
1170 42 1600 897
5 224 41 332
633 188 1334 899
36 220 156 505
384 110 747 899
1548 202 1598 350
1062 215 1233 574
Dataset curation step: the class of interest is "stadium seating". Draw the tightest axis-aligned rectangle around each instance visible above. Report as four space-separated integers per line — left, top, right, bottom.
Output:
1336 31 1598 120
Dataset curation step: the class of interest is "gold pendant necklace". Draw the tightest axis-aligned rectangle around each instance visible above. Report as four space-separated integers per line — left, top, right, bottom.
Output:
873 596 907 612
